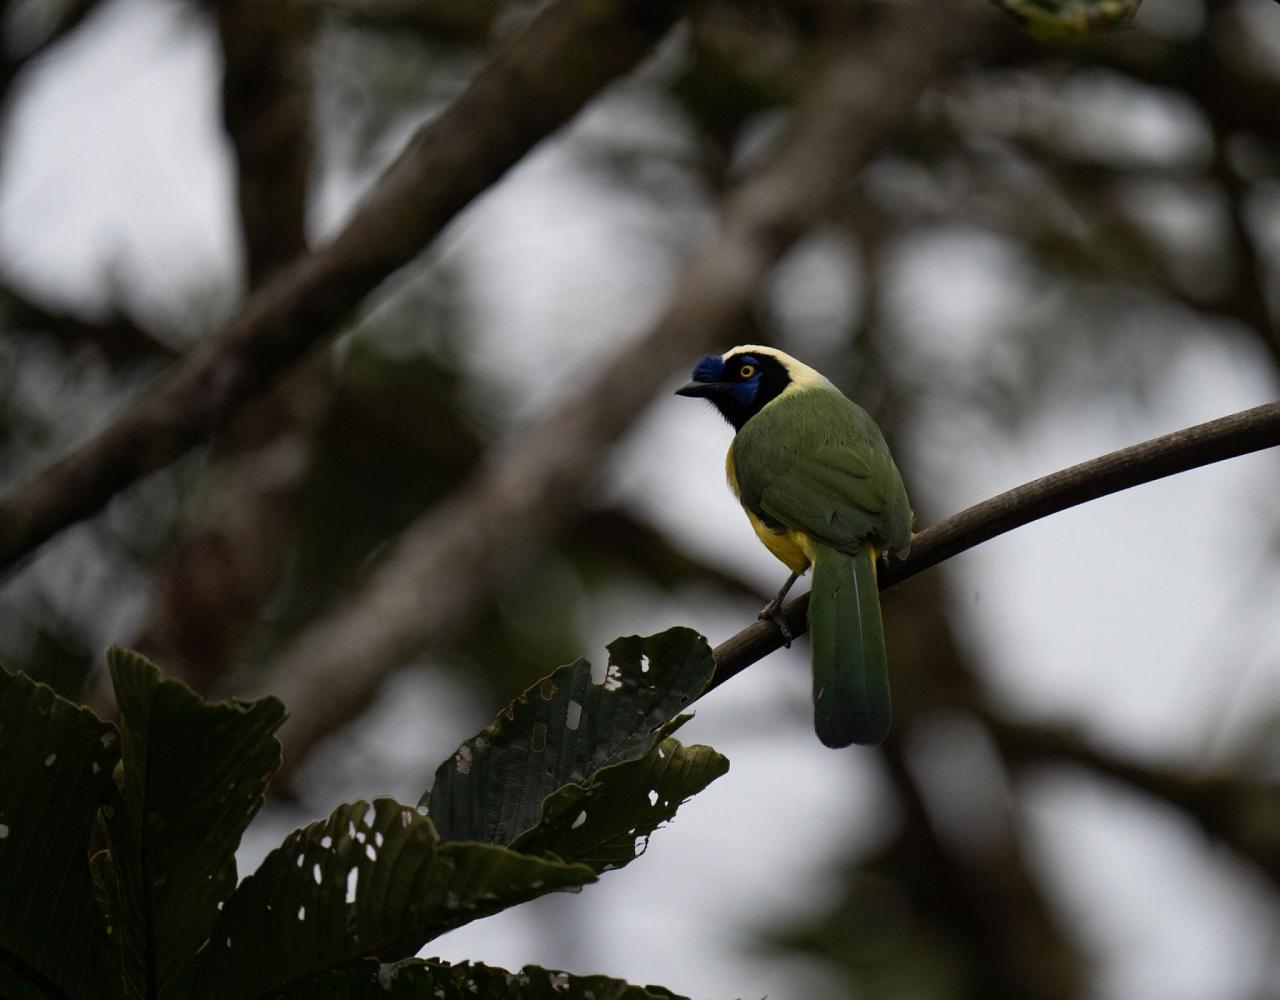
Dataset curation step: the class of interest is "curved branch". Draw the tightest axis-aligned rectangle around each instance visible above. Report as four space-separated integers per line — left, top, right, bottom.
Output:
709 400 1280 689
0 0 685 571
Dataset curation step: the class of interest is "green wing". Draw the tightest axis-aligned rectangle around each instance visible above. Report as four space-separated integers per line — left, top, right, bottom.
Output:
733 388 911 557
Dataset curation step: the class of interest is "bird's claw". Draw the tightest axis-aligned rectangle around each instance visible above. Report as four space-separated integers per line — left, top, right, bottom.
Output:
757 602 793 648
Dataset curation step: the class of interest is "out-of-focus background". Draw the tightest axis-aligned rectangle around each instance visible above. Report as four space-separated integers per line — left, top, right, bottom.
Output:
3 0 1280 997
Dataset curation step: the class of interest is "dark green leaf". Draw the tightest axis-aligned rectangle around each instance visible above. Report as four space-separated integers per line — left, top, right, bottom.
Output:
183 798 595 999
275 957 687 999
101 647 284 998
423 628 716 846
0 664 120 1000
512 735 728 872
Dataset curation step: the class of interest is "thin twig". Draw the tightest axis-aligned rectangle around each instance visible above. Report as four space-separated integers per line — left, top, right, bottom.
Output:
709 400 1280 689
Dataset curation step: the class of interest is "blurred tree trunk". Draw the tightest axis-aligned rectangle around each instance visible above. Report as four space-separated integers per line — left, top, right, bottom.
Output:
135 0 325 694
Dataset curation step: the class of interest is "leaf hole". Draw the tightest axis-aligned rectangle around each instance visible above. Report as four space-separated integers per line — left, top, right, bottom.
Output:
455 745 473 775
297 905 306 921
647 789 659 807
565 700 582 732
346 866 359 904
571 810 587 830
312 863 322 886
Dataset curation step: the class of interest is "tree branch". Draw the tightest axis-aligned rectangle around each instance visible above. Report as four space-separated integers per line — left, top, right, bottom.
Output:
0 0 111 99
709 400 1280 689
131 0 325 693
260 0 998 784
0 0 686 570
215 0 314 287
0 279 176 366
988 714 1280 890
313 0 502 45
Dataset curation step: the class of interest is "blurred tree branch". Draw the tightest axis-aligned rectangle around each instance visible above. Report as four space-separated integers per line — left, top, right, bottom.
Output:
259 0 999 783
0 0 110 100
215 0 314 289
0 278 176 366
0 0 686 570
990 714 1280 891
313 0 503 45
1211 126 1279 366
880 740 1082 999
134 0 326 693
710 400 1280 689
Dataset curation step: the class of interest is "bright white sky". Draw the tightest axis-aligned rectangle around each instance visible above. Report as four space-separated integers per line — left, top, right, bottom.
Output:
4 0 1280 998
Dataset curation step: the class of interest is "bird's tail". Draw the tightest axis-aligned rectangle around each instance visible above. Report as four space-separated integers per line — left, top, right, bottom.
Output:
808 541 891 747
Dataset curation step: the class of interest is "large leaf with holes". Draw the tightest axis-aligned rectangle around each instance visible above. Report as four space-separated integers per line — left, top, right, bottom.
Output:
181 798 594 999
511 735 728 872
423 628 716 846
100 647 284 998
276 957 689 998
0 665 120 1000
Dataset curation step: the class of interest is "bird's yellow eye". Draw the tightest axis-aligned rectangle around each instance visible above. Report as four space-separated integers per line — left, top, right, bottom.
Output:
739 364 756 379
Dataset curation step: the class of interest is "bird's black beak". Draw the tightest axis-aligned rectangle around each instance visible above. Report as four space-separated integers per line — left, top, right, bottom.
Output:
675 381 720 398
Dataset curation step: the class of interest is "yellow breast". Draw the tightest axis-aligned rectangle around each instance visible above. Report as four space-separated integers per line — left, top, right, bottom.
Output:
726 444 814 575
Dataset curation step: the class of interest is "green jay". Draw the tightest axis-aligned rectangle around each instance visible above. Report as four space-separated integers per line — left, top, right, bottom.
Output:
676 345 912 747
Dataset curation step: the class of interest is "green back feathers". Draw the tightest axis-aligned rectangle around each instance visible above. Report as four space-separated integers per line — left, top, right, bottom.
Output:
731 386 911 557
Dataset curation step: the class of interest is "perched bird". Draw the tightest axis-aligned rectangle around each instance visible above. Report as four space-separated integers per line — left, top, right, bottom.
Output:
676 346 912 747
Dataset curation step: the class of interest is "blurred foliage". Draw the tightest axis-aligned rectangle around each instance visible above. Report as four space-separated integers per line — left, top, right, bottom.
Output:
1 0 1279 997
989 0 1142 39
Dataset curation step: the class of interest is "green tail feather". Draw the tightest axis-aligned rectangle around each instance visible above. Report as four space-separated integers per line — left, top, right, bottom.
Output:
808 541 891 747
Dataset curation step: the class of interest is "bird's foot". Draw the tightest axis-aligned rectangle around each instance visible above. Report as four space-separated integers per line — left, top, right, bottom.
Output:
757 599 793 648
